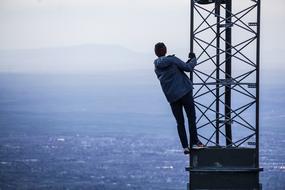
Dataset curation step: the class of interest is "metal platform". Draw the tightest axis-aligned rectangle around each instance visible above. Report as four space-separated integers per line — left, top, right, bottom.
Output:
186 147 263 190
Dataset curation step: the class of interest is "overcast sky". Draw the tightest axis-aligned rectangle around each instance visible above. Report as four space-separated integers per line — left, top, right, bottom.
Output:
0 0 190 54
0 0 284 62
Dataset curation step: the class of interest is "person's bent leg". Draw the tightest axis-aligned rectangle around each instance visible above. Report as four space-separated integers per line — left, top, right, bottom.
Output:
181 91 199 147
170 100 189 148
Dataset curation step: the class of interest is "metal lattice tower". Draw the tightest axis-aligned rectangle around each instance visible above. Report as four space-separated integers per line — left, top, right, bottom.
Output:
186 0 262 189
191 0 260 149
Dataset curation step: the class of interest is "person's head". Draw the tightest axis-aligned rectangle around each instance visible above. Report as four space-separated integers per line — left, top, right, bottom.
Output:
154 42 167 57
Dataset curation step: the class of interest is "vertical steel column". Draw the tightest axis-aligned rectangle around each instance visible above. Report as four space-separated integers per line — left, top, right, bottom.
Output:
215 0 221 145
224 0 232 145
256 0 261 168
190 0 194 82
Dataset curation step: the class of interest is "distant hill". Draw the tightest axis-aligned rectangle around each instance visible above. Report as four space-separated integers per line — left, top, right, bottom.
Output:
0 44 154 74
0 44 282 86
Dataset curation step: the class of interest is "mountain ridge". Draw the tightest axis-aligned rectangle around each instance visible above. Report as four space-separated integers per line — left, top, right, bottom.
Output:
0 44 153 74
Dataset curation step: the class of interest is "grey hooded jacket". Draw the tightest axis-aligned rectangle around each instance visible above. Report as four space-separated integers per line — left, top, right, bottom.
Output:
154 55 197 103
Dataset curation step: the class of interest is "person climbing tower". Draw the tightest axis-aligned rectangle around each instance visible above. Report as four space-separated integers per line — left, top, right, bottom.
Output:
153 42 205 154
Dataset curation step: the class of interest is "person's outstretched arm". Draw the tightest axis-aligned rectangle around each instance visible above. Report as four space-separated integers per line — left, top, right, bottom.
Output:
170 56 197 72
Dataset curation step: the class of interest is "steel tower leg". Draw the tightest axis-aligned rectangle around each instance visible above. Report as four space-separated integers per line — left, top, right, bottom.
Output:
224 0 232 146
215 0 221 145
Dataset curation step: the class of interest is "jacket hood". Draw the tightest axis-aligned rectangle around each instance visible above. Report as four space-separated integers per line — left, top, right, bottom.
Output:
154 56 171 69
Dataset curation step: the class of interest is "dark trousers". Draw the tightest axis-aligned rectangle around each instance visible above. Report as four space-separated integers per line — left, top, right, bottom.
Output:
170 90 199 148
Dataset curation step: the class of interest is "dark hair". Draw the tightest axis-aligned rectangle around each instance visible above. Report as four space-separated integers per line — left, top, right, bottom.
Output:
154 42 167 57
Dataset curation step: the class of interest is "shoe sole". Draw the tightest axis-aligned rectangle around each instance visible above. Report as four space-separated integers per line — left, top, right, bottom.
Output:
192 146 206 150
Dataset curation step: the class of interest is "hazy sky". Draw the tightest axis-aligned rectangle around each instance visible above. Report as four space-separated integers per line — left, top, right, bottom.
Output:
0 0 284 58
0 0 190 54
